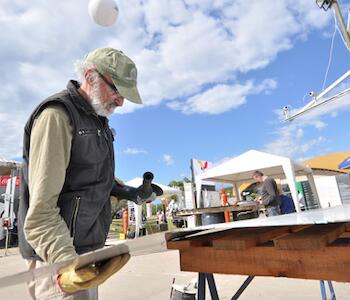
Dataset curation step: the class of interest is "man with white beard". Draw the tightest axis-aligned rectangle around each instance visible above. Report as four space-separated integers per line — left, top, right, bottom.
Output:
18 48 142 299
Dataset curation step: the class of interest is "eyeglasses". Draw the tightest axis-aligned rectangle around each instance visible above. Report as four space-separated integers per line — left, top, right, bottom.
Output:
95 70 120 96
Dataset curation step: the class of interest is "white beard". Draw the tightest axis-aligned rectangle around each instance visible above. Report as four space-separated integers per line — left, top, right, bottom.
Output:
90 85 115 117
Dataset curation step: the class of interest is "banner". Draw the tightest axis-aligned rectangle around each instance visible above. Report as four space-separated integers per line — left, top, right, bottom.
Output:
191 158 215 187
0 176 20 187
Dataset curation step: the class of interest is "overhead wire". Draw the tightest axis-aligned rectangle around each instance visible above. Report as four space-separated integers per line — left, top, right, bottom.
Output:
322 9 337 91
286 1 350 121
334 0 350 51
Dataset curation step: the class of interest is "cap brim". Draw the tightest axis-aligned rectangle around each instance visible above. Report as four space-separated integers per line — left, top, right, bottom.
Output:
111 78 142 104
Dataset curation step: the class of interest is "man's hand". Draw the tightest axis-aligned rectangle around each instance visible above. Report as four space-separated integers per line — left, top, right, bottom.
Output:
58 253 130 294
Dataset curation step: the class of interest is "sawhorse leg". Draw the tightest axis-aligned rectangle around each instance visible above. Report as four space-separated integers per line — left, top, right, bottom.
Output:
231 276 254 300
197 273 219 300
320 280 336 300
197 275 337 300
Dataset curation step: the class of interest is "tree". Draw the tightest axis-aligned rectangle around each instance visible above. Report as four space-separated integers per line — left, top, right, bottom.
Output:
110 197 128 219
168 177 191 192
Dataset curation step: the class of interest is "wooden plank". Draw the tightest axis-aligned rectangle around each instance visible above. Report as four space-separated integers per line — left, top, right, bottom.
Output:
339 231 350 238
274 223 346 250
164 229 203 241
212 226 290 250
179 245 350 282
167 240 192 250
167 239 209 250
289 224 313 232
167 228 239 249
345 223 350 231
167 225 313 248
172 227 235 241
167 223 347 250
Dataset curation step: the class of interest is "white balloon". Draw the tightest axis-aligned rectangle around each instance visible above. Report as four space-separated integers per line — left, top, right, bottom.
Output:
88 0 119 27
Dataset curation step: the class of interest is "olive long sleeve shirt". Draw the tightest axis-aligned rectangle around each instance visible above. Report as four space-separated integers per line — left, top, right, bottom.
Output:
23 104 77 263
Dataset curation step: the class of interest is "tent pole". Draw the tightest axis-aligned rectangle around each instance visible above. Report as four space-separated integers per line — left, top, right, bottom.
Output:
233 183 241 202
282 160 301 212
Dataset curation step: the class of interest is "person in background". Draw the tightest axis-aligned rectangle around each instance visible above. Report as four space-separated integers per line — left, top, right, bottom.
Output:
156 210 160 224
279 194 296 214
252 170 281 217
158 210 164 224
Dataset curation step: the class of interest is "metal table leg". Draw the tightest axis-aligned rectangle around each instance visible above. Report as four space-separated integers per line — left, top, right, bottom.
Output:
231 276 255 300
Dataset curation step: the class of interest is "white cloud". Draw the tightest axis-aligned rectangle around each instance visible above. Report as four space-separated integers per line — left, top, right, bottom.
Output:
263 81 350 160
163 154 174 166
0 0 332 158
123 147 147 155
263 125 326 159
311 120 328 130
168 79 277 114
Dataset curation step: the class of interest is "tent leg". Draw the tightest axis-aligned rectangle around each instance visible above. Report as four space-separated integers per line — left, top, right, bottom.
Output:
233 183 241 202
282 161 301 212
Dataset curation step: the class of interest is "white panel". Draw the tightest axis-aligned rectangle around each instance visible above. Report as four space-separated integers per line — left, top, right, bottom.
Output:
314 176 342 208
186 216 196 228
184 182 195 209
202 190 221 208
146 203 152 218
0 219 3 240
282 159 301 212
134 203 142 238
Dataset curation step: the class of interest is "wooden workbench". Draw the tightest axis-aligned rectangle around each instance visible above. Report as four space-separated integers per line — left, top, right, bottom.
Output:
166 205 350 282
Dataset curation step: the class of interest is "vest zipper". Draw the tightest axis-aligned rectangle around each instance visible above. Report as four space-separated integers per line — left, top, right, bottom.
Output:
70 196 81 238
93 116 114 175
94 117 114 158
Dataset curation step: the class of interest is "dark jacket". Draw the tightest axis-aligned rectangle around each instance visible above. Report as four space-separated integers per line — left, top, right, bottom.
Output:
18 80 115 260
261 177 280 208
279 195 296 214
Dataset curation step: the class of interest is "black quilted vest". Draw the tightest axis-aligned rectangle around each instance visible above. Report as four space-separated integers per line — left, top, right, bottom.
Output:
18 80 115 260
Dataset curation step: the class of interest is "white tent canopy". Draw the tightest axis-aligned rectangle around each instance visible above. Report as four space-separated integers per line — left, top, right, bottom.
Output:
196 150 320 212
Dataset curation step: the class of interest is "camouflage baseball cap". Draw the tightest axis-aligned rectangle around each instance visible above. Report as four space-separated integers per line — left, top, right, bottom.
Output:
85 47 142 104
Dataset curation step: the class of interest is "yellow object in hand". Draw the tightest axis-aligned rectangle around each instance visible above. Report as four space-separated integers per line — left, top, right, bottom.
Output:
58 253 130 294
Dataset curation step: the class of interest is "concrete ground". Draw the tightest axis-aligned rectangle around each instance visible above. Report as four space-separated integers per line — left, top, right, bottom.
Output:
1 247 350 300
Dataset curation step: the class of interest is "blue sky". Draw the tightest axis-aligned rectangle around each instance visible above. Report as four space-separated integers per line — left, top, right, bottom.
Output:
1 0 350 185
